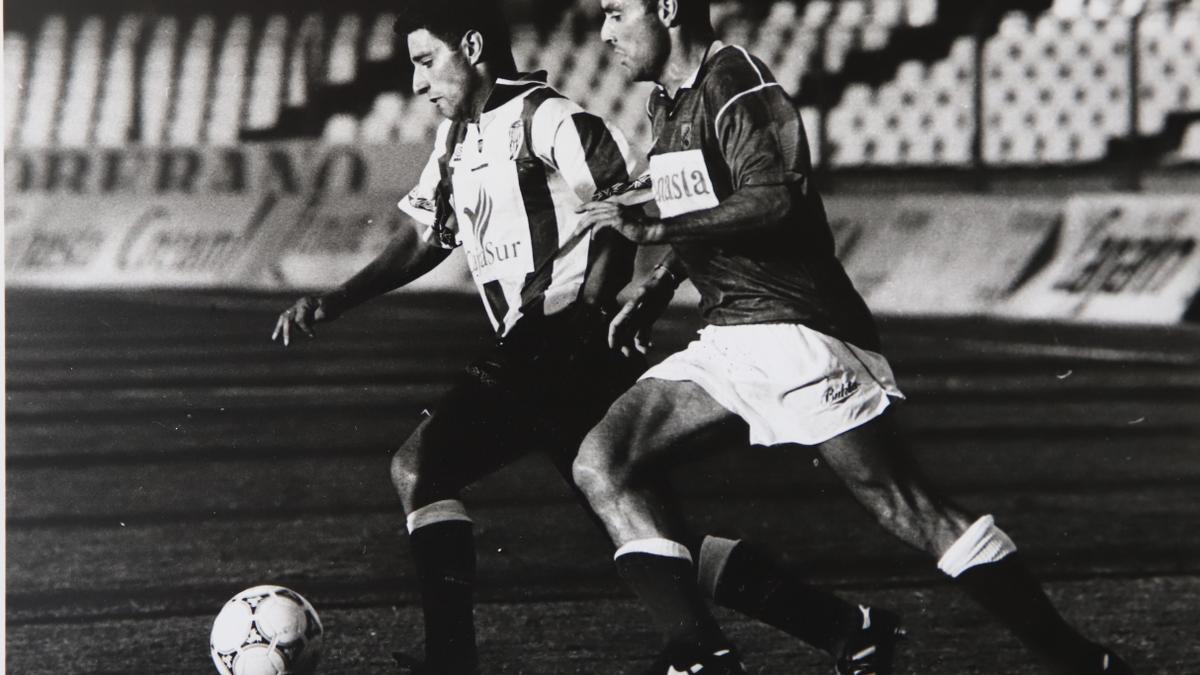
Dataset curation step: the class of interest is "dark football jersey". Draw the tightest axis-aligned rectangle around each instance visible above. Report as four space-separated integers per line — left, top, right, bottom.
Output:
648 44 880 350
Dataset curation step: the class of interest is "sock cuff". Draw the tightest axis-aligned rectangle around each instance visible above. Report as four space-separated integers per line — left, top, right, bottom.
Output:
406 499 472 534
937 514 1017 578
614 537 693 563
697 536 740 600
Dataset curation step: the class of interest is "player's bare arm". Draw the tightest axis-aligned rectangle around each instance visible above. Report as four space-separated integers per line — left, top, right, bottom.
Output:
271 220 452 346
576 183 790 244
608 250 687 356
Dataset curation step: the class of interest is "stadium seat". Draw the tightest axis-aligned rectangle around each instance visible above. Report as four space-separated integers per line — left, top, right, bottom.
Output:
20 15 67 147
5 31 28 146
287 14 326 109
139 17 178 145
328 14 362 85
1137 5 1200 135
828 36 974 166
94 15 142 147
983 11 1131 163
207 15 253 146
245 15 288 132
169 15 217 146
56 16 104 147
366 13 397 63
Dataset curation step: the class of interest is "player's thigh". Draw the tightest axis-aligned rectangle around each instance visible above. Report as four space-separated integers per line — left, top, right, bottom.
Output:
394 365 539 496
813 408 921 490
583 377 746 474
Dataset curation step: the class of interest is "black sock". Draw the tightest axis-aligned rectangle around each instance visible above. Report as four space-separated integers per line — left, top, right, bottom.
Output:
409 520 477 674
615 545 728 662
955 553 1095 671
698 537 862 655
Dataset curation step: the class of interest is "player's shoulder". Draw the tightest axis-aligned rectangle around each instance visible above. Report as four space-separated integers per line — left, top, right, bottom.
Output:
699 44 775 104
524 83 584 121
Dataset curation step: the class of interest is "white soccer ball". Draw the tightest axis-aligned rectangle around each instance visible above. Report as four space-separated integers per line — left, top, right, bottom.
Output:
210 585 324 675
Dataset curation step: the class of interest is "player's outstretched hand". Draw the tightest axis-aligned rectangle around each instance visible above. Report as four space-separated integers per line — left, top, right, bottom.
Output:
271 295 335 347
576 201 666 244
608 277 674 357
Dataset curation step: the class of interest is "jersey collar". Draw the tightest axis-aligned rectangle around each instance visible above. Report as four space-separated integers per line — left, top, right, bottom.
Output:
680 40 724 90
479 71 548 126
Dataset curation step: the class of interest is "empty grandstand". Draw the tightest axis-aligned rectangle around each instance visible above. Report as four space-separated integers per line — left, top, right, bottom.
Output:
5 0 1199 171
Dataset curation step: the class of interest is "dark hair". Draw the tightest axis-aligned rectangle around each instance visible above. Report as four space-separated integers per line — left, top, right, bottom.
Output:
639 0 713 28
393 0 515 70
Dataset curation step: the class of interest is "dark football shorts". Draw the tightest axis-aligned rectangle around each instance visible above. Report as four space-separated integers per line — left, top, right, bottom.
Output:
410 304 647 488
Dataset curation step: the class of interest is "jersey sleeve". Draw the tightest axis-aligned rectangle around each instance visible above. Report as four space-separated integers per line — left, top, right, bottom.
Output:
707 54 806 190
530 97 638 202
397 120 459 248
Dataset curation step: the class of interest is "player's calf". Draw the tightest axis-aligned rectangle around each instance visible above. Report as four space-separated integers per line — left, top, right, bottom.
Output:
697 536 900 667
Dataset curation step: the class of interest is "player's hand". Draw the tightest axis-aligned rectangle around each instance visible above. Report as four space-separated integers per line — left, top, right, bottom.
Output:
271 296 335 347
576 201 666 244
608 277 674 357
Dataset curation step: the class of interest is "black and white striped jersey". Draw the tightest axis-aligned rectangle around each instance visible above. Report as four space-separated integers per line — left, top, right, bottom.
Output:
400 72 639 336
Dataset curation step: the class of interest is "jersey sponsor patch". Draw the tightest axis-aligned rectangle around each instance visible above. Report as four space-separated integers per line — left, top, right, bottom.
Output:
457 185 534 284
649 149 719 218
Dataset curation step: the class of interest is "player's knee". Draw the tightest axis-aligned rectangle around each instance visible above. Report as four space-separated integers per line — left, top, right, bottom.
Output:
390 433 426 502
390 447 418 498
572 429 629 503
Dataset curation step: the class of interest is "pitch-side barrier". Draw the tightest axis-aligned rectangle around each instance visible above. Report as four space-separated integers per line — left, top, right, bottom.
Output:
6 145 1197 323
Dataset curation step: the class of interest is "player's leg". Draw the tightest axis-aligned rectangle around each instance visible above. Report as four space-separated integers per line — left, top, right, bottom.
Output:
817 410 1129 673
544 346 877 666
574 378 749 673
390 360 543 675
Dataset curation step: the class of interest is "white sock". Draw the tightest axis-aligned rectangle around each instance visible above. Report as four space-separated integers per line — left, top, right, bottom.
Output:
937 515 1017 578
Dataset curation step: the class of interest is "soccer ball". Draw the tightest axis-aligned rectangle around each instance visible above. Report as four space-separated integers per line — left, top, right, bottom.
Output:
210 585 324 675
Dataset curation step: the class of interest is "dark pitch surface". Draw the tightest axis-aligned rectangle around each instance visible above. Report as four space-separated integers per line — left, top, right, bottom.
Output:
6 290 1200 674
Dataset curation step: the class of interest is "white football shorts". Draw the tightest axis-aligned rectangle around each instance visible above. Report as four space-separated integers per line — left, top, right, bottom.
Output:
641 323 904 446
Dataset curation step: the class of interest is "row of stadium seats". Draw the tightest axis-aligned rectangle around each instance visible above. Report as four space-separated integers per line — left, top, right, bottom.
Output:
5 1 1199 166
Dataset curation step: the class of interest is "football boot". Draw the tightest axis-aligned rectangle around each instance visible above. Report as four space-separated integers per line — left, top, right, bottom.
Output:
834 605 905 675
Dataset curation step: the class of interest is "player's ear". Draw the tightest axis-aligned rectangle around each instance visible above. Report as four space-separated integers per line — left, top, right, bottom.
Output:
658 0 680 27
461 29 484 65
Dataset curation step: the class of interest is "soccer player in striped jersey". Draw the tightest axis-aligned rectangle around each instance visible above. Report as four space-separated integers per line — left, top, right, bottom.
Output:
272 3 642 672
272 2 886 674
572 1 1134 674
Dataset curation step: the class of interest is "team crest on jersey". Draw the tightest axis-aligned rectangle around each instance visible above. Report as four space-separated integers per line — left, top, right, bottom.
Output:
649 149 720 218
679 123 693 148
451 142 464 162
508 121 524 160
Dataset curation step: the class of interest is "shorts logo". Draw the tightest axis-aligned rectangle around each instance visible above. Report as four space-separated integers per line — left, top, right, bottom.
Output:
649 149 719 218
823 380 860 405
508 120 524 160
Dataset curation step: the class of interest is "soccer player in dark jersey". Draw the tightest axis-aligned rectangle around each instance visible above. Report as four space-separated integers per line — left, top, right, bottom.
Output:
572 1 1134 674
271 2 899 674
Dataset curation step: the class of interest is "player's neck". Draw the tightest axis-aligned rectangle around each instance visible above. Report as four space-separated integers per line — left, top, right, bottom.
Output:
660 30 718 98
465 64 504 122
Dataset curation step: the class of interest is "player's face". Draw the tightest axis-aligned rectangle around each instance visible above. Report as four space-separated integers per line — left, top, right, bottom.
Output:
407 29 478 120
600 0 669 82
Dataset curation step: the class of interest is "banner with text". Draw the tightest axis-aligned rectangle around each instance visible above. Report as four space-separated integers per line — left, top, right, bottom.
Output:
6 194 280 288
1003 194 1200 323
825 195 1062 316
4 142 426 196
257 193 470 291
